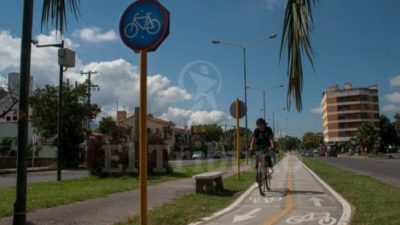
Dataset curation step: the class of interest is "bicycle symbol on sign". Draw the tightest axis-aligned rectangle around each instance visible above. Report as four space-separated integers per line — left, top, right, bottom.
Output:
286 212 337 225
124 11 161 38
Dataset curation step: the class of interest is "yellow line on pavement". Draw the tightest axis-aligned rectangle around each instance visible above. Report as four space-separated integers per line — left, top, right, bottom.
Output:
263 157 293 225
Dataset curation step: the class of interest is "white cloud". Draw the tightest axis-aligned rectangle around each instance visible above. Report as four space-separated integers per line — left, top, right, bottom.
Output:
382 104 400 113
75 27 117 43
160 107 226 126
0 31 21 71
310 106 322 114
0 30 193 121
262 0 283 9
390 75 400 87
384 92 400 104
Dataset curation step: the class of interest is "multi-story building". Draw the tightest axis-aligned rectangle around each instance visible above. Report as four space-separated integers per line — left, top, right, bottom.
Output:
321 83 380 144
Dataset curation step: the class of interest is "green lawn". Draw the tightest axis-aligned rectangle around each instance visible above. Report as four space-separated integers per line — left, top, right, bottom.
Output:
0 159 242 218
116 169 256 225
302 158 400 225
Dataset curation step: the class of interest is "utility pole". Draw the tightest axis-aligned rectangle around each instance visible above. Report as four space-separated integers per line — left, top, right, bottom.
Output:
80 71 98 131
13 0 33 223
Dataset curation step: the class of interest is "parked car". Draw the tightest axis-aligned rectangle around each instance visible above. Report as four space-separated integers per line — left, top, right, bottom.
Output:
211 151 225 159
192 151 205 160
327 149 337 157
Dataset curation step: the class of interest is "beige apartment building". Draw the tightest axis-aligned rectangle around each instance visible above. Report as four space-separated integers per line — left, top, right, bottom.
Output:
321 83 380 144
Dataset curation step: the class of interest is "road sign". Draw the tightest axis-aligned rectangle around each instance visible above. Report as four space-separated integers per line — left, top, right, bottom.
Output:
230 100 246 119
119 0 170 52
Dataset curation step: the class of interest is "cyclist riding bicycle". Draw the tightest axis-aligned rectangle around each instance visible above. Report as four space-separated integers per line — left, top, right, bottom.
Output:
249 118 275 179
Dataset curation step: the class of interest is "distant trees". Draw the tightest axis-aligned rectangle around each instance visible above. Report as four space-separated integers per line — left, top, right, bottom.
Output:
301 132 323 149
277 136 300 152
30 83 100 167
354 122 378 152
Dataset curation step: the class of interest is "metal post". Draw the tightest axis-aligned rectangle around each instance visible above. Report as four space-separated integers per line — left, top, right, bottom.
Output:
263 91 266 120
273 112 275 133
243 48 249 165
57 40 65 182
235 98 240 178
139 50 148 225
13 0 33 223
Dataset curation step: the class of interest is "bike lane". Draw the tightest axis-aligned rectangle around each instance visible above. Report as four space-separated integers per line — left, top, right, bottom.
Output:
193 155 351 225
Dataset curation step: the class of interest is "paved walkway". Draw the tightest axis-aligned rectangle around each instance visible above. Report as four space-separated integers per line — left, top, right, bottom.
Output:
0 164 252 225
194 155 352 225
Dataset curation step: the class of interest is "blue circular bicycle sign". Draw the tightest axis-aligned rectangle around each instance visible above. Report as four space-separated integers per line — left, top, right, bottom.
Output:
119 0 170 52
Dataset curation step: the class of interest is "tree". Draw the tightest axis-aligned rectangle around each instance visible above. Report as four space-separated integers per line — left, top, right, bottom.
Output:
354 122 378 153
301 132 323 149
202 124 223 142
280 0 318 111
393 113 400 142
30 83 100 167
278 136 300 152
380 115 397 151
98 116 116 134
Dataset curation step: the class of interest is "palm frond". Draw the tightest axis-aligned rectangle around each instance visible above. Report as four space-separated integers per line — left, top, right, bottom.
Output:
41 0 80 34
280 0 318 112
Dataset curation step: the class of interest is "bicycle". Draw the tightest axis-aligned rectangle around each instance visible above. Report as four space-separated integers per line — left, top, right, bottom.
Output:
124 12 161 38
255 148 273 196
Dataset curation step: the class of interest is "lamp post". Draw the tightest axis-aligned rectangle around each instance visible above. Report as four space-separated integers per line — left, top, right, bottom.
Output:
33 40 75 181
212 33 277 165
33 40 64 181
247 84 283 121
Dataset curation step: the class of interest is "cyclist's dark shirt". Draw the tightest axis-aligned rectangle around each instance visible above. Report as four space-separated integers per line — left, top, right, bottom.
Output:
253 126 274 149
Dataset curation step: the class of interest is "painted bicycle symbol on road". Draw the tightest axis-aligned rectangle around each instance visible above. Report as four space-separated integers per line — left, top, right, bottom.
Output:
286 212 337 225
124 11 161 38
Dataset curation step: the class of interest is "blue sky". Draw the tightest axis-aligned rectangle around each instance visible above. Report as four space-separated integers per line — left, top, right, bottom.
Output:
1 0 400 137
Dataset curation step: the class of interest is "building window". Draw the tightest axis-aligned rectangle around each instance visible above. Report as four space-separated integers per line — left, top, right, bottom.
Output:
13 116 17 121
6 116 11 121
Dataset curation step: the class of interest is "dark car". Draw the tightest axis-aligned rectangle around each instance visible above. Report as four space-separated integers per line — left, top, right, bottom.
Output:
327 149 337 157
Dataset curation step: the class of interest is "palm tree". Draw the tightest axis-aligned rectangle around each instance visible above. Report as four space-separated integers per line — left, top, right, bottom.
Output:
355 122 378 153
14 1 79 224
280 0 318 111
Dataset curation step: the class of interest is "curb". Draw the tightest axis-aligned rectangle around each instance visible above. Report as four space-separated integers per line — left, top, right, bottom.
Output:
298 158 354 225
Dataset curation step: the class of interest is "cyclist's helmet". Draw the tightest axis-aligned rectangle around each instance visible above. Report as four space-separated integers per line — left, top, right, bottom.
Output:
256 118 266 126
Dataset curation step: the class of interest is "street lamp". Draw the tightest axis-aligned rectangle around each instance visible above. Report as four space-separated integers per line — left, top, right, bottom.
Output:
212 33 277 165
247 84 283 121
32 40 75 181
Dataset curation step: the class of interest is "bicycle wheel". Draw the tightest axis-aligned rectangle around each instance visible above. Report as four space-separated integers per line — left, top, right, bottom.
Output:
265 167 271 191
257 162 266 196
124 23 138 38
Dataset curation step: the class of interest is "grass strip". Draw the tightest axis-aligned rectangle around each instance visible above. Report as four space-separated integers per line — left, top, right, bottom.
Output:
302 157 400 225
0 159 240 218
116 169 256 225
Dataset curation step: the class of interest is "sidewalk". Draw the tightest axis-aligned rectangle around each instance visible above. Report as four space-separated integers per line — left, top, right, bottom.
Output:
0 166 53 174
0 163 253 225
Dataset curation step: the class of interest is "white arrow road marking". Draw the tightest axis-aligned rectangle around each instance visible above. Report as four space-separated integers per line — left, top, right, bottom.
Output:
309 197 324 207
233 208 262 223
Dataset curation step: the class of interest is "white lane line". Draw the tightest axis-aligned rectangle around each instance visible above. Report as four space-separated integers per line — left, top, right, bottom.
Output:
298 158 353 225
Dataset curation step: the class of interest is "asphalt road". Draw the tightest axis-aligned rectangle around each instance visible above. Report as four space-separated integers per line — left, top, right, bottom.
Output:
315 157 400 187
0 170 89 188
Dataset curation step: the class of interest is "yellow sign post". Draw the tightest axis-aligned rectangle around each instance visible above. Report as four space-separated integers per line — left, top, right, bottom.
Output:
235 98 241 178
139 50 148 225
119 1 170 224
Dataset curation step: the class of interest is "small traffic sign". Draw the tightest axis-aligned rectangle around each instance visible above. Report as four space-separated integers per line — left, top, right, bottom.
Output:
119 0 170 52
230 100 246 119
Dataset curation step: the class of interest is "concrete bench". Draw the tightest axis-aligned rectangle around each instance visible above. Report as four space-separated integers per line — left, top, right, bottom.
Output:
193 171 224 194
